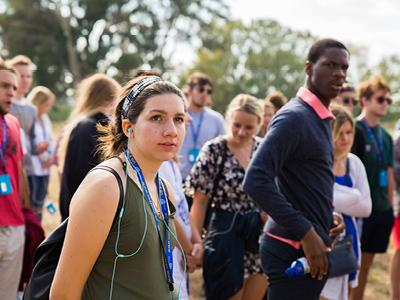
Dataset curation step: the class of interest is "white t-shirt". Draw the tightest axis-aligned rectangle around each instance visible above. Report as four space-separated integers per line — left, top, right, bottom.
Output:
30 114 54 176
159 160 191 300
179 107 225 179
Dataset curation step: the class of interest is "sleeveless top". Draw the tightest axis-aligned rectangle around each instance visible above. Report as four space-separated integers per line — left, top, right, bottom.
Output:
82 175 178 300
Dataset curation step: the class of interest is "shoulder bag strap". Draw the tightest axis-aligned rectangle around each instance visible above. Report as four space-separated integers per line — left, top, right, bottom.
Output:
210 138 228 201
89 164 124 217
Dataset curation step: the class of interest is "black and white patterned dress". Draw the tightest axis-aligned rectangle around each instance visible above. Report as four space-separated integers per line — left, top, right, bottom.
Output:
185 135 263 277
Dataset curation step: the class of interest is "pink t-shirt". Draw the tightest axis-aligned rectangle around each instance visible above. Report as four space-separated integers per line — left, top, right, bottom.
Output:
0 114 24 226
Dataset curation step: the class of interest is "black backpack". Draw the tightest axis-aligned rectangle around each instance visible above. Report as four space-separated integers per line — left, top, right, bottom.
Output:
23 165 124 300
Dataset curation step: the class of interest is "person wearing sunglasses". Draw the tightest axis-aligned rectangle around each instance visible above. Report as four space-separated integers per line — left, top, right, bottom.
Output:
350 74 394 300
333 83 358 112
179 72 225 184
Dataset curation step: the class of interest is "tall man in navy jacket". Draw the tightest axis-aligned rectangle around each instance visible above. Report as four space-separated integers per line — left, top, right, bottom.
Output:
243 39 349 300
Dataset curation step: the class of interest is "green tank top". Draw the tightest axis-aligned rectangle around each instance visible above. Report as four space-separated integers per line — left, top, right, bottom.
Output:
82 176 178 300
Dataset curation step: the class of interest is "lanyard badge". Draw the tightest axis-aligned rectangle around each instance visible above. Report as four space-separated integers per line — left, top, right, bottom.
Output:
188 111 204 164
0 116 12 196
0 174 12 195
362 120 388 189
125 150 174 291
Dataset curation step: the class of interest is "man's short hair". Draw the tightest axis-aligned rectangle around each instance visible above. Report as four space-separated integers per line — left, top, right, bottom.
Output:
307 39 349 64
0 61 17 74
340 82 355 94
187 72 213 89
357 74 390 101
265 91 288 111
6 54 33 67
133 69 161 78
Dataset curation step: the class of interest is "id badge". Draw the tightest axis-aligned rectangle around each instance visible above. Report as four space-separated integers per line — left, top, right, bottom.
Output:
188 148 200 164
0 174 13 195
379 170 388 188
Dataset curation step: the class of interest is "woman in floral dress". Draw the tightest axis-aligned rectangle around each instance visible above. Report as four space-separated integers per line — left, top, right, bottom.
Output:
186 94 268 300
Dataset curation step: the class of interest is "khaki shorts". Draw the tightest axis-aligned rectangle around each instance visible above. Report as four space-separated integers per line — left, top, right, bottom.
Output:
0 225 25 300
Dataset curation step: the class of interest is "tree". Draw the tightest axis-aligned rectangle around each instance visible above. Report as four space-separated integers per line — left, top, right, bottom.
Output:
0 0 228 99
183 19 316 113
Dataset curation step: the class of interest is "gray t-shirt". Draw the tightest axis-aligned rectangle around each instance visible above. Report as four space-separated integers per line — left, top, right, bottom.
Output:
179 107 225 179
10 99 37 175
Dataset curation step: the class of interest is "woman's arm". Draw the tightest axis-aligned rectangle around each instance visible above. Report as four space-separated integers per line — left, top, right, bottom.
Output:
189 191 209 236
50 167 121 300
334 154 372 218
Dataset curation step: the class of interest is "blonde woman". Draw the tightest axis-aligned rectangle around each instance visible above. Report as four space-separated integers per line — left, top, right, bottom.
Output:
27 86 56 218
58 74 121 220
186 94 268 300
320 105 371 300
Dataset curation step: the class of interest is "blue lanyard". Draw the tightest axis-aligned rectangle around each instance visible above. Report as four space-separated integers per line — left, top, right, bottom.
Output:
124 150 174 291
189 111 204 148
0 116 8 170
361 120 384 166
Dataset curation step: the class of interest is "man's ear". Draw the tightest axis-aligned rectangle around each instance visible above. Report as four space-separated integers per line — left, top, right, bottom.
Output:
305 61 313 77
360 96 369 107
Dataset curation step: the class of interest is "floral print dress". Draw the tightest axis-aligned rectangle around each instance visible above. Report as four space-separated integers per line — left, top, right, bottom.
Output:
185 135 263 277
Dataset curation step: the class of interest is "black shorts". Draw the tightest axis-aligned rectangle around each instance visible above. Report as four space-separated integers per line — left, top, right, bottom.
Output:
361 209 394 253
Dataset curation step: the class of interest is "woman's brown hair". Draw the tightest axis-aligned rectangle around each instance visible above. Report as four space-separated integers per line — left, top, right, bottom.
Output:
97 75 186 159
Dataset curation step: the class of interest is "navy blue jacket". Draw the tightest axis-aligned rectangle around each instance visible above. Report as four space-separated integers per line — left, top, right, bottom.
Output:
243 96 334 246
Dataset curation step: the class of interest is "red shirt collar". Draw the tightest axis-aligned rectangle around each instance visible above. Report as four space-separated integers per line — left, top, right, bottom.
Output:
297 87 335 120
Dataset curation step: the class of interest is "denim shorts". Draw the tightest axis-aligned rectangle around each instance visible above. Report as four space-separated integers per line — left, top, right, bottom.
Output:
28 175 49 209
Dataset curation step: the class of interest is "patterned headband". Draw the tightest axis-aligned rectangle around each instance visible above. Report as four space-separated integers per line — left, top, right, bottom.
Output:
120 76 163 120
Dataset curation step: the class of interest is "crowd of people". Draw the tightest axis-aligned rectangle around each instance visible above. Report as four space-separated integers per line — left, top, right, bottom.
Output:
0 37 399 300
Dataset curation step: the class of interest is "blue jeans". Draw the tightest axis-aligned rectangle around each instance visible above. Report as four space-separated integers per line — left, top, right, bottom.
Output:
28 175 49 219
260 234 327 300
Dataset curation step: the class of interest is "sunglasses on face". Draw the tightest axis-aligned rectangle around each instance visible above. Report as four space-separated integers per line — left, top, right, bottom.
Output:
342 97 358 106
192 85 212 95
376 96 392 105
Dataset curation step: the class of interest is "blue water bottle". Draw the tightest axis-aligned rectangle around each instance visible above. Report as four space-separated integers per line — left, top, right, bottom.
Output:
285 257 310 277
46 202 57 215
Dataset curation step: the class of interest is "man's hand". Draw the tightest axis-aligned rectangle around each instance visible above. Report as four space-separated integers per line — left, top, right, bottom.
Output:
329 212 345 246
185 254 197 273
300 227 330 280
191 242 204 266
260 211 268 223
36 141 50 155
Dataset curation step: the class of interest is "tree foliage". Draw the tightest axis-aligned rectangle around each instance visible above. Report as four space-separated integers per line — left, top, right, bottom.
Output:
183 19 316 112
0 0 228 99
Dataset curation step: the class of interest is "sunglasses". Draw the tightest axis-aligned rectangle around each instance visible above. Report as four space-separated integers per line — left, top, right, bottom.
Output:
192 85 212 95
342 97 358 106
376 96 392 105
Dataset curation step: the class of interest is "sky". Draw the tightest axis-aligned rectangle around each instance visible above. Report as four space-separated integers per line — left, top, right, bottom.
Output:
231 0 400 66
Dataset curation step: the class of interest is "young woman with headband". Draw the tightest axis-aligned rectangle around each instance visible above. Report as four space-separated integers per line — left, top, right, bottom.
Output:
50 75 187 299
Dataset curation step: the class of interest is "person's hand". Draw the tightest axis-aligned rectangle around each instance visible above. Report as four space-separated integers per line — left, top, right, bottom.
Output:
191 242 204 266
329 212 345 247
260 211 268 223
41 158 52 169
36 141 50 155
185 254 197 273
300 227 330 280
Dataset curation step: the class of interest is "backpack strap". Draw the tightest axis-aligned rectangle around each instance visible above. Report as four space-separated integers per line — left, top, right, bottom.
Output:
89 164 125 221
